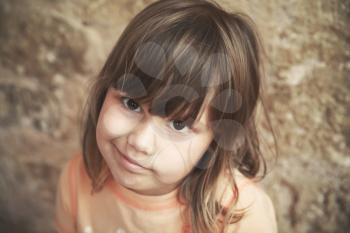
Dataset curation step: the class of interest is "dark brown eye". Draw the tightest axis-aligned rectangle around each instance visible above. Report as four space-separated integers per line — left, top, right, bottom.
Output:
170 119 191 133
122 97 141 112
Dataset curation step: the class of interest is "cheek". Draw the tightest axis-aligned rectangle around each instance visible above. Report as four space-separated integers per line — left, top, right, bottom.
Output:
98 104 136 138
152 139 208 184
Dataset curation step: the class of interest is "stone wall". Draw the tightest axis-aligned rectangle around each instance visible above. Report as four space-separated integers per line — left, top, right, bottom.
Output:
0 0 348 232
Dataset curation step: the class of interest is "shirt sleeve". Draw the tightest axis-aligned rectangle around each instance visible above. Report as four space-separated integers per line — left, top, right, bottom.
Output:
226 184 278 233
54 155 79 233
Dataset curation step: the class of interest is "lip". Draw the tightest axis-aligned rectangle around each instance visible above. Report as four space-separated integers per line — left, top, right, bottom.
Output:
113 145 146 173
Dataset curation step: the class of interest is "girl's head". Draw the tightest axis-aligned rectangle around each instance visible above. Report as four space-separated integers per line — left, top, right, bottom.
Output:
81 0 272 232
95 86 214 195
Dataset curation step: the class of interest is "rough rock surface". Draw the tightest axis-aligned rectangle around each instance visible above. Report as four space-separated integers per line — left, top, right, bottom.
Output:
0 0 348 233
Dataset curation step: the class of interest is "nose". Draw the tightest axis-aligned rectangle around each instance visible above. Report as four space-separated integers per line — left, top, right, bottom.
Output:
127 117 155 156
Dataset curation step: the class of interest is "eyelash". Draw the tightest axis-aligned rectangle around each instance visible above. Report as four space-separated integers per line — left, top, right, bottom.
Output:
120 96 192 133
121 96 142 113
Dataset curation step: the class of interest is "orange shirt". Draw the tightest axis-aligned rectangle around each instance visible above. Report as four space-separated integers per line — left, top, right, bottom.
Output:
54 154 277 233
55 154 193 233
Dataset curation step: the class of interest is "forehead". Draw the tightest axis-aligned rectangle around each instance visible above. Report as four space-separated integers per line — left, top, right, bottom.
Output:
108 31 227 125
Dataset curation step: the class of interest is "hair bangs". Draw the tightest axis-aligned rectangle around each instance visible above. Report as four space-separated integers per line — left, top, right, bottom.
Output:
111 16 226 126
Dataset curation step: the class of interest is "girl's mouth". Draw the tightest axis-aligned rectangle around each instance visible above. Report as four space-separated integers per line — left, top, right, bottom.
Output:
113 145 147 174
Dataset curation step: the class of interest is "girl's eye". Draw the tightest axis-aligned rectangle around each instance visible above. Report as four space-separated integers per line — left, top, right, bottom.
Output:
121 97 141 113
169 120 191 133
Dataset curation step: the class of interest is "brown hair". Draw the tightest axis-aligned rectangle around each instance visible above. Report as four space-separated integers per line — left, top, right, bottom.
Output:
80 0 277 232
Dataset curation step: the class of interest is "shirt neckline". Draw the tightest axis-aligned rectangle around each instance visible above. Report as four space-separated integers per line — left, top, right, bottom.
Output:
107 178 183 211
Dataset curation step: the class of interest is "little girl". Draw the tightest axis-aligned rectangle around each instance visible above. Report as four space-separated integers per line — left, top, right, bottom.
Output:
55 0 278 233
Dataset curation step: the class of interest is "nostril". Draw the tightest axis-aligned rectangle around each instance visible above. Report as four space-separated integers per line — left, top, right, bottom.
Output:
128 142 153 158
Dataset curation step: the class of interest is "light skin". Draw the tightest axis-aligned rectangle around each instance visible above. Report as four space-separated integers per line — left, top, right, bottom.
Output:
96 87 214 196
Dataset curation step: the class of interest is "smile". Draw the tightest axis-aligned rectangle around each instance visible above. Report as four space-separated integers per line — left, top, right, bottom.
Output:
113 145 147 174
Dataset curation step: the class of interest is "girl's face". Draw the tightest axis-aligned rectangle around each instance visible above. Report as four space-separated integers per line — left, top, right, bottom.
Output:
96 87 214 195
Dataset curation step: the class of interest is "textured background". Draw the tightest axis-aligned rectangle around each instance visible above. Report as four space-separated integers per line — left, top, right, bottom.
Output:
0 0 349 233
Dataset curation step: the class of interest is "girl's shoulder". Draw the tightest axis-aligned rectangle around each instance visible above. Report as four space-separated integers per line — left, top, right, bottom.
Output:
55 152 86 232
59 152 89 191
217 169 278 232
62 152 83 174
216 168 256 207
